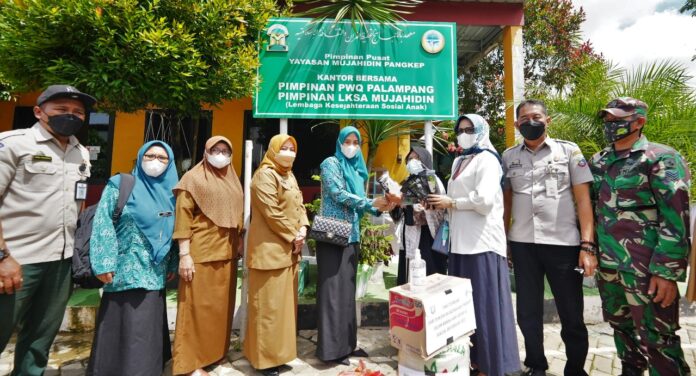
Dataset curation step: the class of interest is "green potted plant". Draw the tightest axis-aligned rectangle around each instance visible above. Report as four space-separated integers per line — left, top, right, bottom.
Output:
356 216 393 298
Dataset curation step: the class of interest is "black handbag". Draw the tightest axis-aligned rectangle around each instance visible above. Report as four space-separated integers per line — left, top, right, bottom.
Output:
308 190 353 247
308 214 352 247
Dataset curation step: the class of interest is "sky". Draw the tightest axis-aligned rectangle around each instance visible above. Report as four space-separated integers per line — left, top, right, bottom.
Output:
572 0 696 87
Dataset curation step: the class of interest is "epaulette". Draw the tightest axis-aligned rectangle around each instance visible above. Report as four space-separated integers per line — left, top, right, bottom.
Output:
0 129 27 141
502 143 523 154
555 139 579 147
591 147 610 163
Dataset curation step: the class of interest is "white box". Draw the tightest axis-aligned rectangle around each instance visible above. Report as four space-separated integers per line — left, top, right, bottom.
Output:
389 274 476 358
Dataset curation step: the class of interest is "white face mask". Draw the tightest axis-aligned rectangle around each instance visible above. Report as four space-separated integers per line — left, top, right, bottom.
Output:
275 149 296 167
206 153 231 169
142 160 167 177
341 144 359 159
457 133 478 149
406 159 424 175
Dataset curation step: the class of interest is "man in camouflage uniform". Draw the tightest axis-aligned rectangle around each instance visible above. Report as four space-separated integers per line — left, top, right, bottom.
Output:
590 97 691 376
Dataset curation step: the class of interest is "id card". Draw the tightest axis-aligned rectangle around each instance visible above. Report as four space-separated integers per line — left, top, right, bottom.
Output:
75 181 88 201
545 178 558 198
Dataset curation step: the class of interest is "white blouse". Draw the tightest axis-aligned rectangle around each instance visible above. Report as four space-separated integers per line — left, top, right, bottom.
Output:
447 152 507 257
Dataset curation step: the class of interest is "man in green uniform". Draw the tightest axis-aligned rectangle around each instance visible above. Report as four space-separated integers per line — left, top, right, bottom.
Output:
0 85 94 375
590 97 691 376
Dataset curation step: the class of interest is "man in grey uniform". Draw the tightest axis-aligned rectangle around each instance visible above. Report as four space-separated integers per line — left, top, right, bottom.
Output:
0 85 94 375
503 99 597 376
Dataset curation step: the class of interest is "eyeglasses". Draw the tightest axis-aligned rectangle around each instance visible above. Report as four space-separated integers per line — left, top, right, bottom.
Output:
456 127 476 135
210 148 231 157
143 153 170 163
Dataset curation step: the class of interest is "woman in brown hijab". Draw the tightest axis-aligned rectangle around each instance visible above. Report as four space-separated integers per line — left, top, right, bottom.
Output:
172 136 244 376
243 135 309 376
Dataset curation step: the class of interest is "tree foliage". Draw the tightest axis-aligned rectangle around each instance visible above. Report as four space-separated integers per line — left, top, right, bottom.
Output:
458 0 603 150
0 72 11 101
522 0 601 95
0 0 281 114
546 60 696 198
293 0 422 32
681 0 696 16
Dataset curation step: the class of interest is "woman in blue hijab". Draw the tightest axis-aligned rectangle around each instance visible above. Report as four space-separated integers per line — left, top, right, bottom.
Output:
315 126 390 365
87 140 179 376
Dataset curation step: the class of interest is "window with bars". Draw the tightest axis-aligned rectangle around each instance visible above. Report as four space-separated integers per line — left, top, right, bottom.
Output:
144 110 212 176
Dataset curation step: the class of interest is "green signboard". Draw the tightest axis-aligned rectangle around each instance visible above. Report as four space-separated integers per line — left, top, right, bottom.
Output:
254 18 457 120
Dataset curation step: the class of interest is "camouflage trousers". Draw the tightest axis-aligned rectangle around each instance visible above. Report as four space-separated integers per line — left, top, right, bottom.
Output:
597 267 690 376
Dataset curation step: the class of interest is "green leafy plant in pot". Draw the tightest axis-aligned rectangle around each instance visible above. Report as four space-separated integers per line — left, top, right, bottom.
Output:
355 216 393 298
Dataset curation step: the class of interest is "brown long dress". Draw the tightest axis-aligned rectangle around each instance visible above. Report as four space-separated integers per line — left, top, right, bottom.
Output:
172 191 240 374
243 135 309 370
172 136 244 375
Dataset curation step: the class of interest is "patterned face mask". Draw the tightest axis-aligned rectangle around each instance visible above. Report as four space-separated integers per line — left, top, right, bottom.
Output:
603 119 637 143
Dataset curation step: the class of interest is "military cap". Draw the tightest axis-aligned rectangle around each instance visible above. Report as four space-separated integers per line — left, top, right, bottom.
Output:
598 97 648 118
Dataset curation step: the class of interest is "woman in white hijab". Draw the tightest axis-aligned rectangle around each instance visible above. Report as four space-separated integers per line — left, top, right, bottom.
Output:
428 114 521 376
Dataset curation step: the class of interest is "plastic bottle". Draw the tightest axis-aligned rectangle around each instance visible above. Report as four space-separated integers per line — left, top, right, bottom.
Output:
409 250 427 292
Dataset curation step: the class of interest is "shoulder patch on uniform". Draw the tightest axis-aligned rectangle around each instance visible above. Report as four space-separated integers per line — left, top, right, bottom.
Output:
664 170 680 182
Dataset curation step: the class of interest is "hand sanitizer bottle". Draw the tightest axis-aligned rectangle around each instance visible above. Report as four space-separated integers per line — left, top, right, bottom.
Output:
409 250 426 292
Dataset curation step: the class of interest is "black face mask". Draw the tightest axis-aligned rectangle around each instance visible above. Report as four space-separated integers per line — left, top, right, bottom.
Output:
518 120 546 141
603 119 637 143
46 114 84 137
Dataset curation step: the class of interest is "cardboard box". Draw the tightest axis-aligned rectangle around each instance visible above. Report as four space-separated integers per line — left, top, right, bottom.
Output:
389 274 475 358
398 335 471 376
398 363 469 376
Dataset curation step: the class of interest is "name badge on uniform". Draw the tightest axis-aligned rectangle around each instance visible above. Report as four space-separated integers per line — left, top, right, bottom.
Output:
32 154 52 162
545 178 558 198
75 181 88 201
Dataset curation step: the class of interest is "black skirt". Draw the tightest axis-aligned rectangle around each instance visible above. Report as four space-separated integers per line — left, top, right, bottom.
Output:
315 242 359 361
449 252 521 376
87 289 171 376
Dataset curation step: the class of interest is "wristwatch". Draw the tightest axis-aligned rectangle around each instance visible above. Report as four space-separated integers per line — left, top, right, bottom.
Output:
0 247 9 261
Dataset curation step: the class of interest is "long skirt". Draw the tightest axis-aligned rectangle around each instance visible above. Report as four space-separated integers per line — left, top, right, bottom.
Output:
315 242 359 361
173 259 237 374
449 252 521 376
87 289 171 376
243 263 299 369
